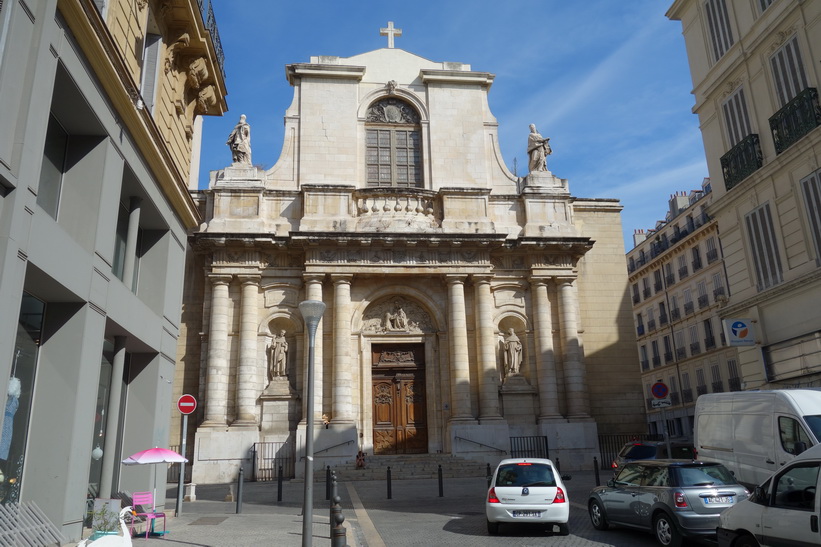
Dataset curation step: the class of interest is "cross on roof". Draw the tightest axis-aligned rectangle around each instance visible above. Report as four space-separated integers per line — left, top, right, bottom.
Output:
380 21 402 49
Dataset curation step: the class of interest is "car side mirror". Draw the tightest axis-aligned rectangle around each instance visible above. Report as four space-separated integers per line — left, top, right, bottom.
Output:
794 441 807 455
561 474 572 481
607 478 616 487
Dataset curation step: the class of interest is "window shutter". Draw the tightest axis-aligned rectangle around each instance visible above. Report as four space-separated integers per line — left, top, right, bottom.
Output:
140 33 162 112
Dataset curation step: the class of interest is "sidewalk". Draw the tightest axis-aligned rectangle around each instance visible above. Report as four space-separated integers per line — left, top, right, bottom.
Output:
72 468 607 546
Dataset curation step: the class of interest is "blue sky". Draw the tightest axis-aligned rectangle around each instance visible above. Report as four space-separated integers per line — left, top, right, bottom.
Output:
199 1 707 250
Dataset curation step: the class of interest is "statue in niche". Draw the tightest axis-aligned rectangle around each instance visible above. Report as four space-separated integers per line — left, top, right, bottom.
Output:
503 328 523 376
226 114 252 165
527 124 551 173
267 330 288 380
384 300 408 331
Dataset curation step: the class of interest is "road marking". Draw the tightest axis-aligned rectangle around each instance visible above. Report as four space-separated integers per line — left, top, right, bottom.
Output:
345 482 386 547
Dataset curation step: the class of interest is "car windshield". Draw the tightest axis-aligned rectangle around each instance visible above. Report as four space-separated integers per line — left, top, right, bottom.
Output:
619 444 657 459
803 415 821 443
674 465 738 487
495 463 556 487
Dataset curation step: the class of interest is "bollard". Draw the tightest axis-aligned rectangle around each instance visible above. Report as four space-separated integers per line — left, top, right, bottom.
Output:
331 507 347 547
277 465 283 502
236 466 244 514
330 492 340 538
326 466 332 500
486 463 492 487
593 457 600 486
438 465 443 497
387 466 392 499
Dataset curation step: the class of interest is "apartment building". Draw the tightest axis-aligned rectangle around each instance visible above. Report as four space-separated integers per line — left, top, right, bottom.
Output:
0 0 226 540
667 1 821 389
628 178 741 438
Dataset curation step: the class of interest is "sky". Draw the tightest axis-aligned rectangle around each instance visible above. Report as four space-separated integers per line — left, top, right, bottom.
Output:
198 0 708 250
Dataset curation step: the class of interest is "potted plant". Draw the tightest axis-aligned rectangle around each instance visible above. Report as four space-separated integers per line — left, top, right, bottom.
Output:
89 498 121 540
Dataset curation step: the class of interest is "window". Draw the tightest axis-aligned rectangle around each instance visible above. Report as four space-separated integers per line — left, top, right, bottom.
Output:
712 272 725 297
366 98 422 187
678 255 689 278
689 325 699 345
632 283 640 303
704 0 734 61
745 203 783 290
663 335 673 360
722 87 752 146
772 462 819 510
675 330 686 358
140 33 162 111
682 371 691 390
771 36 808 107
692 246 703 271
800 170 821 261
779 417 814 455
37 114 69 219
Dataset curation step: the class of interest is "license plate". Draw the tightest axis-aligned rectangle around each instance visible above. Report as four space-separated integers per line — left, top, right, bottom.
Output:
512 510 542 517
704 496 733 504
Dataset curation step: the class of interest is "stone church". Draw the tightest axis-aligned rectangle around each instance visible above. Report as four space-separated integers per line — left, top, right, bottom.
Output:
174 28 645 482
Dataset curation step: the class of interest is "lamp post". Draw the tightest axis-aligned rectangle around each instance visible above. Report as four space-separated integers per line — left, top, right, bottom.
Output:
299 299 326 547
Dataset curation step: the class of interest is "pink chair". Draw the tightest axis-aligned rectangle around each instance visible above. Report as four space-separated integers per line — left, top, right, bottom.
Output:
129 491 166 538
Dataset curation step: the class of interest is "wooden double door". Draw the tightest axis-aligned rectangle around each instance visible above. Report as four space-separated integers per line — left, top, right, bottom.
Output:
371 344 427 455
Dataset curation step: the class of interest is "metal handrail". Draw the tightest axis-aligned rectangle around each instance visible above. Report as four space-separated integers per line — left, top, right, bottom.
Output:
455 436 507 454
313 439 355 457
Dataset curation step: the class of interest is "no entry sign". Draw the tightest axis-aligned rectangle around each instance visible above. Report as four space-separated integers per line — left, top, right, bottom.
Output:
177 394 197 415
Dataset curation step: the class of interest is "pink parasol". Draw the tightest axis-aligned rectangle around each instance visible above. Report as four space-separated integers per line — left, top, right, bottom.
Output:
122 447 187 466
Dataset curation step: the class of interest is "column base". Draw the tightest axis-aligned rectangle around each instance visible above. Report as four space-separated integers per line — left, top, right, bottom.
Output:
199 420 229 428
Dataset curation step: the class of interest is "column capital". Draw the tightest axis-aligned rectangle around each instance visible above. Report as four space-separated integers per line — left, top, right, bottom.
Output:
207 273 233 285
237 274 261 285
444 274 468 285
528 275 552 286
330 274 353 284
303 273 326 284
555 276 577 287
471 274 494 284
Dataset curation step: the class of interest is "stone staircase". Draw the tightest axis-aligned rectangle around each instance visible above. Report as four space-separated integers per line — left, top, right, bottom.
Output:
306 453 491 483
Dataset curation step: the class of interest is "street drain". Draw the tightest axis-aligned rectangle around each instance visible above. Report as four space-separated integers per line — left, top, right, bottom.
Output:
189 517 228 526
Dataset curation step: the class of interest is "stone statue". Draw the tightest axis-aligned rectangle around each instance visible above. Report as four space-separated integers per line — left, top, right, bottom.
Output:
527 124 551 173
226 114 252 165
267 330 288 380
503 328 523 376
384 300 408 331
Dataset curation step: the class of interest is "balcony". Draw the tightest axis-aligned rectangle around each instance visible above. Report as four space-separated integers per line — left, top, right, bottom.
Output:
679 266 689 280
712 381 725 393
728 377 741 391
676 347 687 359
648 319 657 332
696 385 708 396
713 287 726 299
692 257 703 271
652 355 661 367
641 359 650 371
770 87 821 155
643 287 652 298
671 308 681 321
705 336 716 350
665 274 676 286
698 295 709 309
684 302 694 315
707 248 719 263
654 281 663 293
659 313 669 326
721 133 763 191
664 351 674 363
197 0 226 80
682 388 694 403
690 342 701 355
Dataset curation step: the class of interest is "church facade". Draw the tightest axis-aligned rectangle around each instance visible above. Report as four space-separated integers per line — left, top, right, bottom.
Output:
175 37 645 482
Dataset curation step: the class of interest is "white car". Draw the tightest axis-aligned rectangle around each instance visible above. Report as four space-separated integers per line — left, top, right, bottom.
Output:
485 457 570 536
717 443 821 547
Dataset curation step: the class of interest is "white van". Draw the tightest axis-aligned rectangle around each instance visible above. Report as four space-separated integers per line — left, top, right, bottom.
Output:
717 442 821 547
694 390 821 487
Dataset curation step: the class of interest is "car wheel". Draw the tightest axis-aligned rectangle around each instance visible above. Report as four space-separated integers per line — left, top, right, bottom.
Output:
487 519 499 535
589 499 609 530
653 513 682 547
556 523 570 536
734 534 760 547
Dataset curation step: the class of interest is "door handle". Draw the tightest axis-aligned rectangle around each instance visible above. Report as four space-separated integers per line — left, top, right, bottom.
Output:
812 515 818 533
765 459 775 464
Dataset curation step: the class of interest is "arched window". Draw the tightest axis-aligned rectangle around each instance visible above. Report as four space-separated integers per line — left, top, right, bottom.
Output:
365 98 422 187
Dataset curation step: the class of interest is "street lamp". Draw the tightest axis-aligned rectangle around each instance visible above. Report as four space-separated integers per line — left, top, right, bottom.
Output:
299 299 326 547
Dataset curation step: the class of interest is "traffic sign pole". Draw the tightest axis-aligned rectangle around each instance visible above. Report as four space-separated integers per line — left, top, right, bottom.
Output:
175 395 196 516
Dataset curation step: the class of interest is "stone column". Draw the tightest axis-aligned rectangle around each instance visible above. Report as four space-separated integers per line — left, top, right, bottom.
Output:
121 196 141 291
331 275 354 423
531 277 561 420
446 275 473 421
202 274 233 426
303 274 325 423
99 336 126 498
557 277 590 418
473 275 502 422
234 275 260 425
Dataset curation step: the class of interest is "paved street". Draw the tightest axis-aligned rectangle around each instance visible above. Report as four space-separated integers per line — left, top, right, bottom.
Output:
75 470 715 546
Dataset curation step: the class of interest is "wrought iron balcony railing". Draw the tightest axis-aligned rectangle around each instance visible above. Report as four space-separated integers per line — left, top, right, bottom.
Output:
682 388 694 403
696 385 708 396
728 377 741 391
198 0 225 79
679 267 689 279
707 248 719 263
654 282 663 293
664 351 674 363
632 293 640 304
721 133 763 191
770 87 821 155
684 302 694 315
666 274 676 286
671 308 681 321
676 347 687 359
648 319 657 332
698 295 709 309
712 381 725 393
659 313 668 326
652 355 661 367
671 392 681 405
690 342 701 355
643 287 652 298
705 336 716 350
641 360 650 371
692 257 703 271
